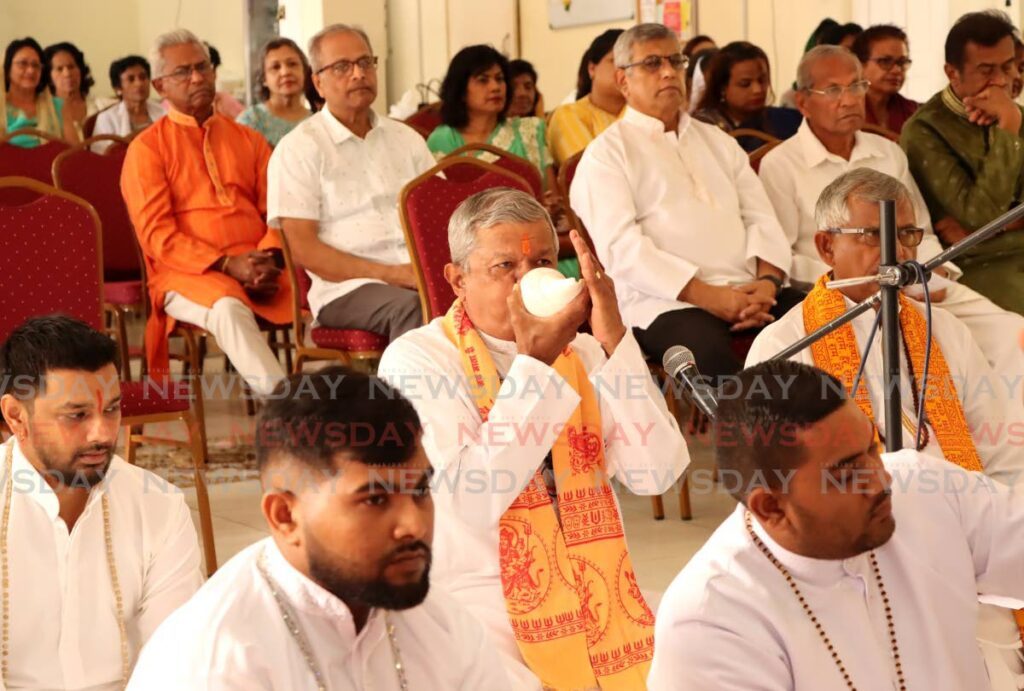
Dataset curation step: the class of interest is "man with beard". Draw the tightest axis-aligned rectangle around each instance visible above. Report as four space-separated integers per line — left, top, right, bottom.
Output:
121 29 290 397
126 367 511 690
0 315 202 690
649 360 1024 690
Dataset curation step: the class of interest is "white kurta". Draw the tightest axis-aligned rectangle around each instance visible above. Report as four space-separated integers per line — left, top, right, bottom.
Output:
1 437 202 691
90 100 166 152
126 538 512 691
757 119 1024 382
266 110 436 318
378 323 690 689
746 297 1024 487
649 450 1024 691
569 106 793 330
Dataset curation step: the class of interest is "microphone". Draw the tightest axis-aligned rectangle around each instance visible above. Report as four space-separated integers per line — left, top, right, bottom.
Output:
662 346 719 420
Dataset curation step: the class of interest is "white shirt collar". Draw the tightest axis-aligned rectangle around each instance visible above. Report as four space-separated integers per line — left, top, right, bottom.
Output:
320 107 380 145
263 537 378 629
622 105 691 138
5 437 108 522
797 119 886 169
747 509 858 587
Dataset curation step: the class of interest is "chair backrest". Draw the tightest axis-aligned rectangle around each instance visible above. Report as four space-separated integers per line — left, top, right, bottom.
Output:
860 122 901 143
749 140 782 173
52 141 139 281
445 142 544 200
0 129 70 205
404 102 443 139
554 148 596 255
0 177 103 340
83 104 116 139
730 128 780 146
276 229 313 344
399 158 531 322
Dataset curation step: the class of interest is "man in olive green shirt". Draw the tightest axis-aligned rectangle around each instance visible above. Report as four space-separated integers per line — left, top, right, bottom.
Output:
902 10 1024 316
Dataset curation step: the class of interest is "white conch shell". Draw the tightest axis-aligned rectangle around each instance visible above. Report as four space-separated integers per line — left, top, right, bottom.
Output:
519 267 584 317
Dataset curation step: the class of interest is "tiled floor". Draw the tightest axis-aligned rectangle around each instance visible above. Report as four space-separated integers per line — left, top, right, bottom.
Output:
126 348 736 594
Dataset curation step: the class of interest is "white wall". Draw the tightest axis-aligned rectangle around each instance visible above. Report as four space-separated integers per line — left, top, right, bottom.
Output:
321 0 390 113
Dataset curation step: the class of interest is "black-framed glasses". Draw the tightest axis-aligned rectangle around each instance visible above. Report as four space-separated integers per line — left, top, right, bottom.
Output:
160 60 213 83
824 226 925 248
316 55 378 77
12 59 42 71
619 53 688 74
804 79 871 101
868 56 913 71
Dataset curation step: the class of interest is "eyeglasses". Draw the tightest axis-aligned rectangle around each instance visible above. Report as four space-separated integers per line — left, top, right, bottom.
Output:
868 56 913 71
12 59 41 71
824 226 925 248
804 79 871 101
160 60 214 83
619 53 689 74
316 55 378 77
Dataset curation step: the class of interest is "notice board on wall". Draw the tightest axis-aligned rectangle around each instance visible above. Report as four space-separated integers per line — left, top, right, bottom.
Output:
547 0 635 29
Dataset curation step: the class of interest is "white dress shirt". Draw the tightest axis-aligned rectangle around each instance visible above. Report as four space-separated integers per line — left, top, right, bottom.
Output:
569 106 793 330
90 101 166 152
267 109 436 318
378 323 690 688
746 296 1024 487
650 450 1024 691
758 120 950 283
1 437 202 691
126 537 512 691
756 119 1024 386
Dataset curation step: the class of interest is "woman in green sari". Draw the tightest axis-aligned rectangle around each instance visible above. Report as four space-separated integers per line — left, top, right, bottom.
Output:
430 45 580 275
2 37 74 147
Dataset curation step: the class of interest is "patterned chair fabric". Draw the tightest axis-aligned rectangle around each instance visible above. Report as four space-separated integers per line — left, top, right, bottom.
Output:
404 103 443 139
119 379 192 416
52 144 140 281
400 163 531 320
446 143 544 200
0 136 70 205
0 187 104 338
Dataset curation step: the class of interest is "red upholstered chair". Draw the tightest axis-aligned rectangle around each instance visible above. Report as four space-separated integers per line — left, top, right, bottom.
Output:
444 142 544 201
0 129 70 205
399 157 531 322
404 102 443 139
749 140 781 174
276 231 388 372
52 136 141 378
0 177 217 574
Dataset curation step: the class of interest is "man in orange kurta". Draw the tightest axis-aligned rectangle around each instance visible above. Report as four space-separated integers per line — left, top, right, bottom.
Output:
121 30 290 396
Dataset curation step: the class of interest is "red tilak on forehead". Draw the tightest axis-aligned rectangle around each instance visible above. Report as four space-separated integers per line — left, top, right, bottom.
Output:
521 236 531 255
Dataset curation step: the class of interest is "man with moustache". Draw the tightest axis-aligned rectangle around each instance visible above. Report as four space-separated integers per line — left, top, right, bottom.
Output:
570 23 802 385
122 29 290 397
127 367 511 690
0 315 202 690
902 10 1024 318
268 24 435 341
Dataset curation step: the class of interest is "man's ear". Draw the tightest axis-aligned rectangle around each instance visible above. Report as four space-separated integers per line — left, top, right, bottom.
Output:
615 68 629 98
0 394 29 440
261 490 302 546
151 77 166 98
943 63 959 89
747 487 786 529
814 231 836 267
444 262 466 298
794 90 810 119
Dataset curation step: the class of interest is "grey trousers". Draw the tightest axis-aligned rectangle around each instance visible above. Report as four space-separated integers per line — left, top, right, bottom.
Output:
316 283 423 341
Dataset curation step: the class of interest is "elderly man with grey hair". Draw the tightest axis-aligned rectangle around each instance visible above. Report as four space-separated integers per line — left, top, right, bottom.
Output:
268 23 434 341
378 187 689 690
758 44 1024 383
121 28 290 397
571 22 803 387
744 171 1024 690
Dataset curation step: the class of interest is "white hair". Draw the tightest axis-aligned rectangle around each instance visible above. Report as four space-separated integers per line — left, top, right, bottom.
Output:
307 23 372 72
613 23 678 68
150 29 209 80
448 188 558 268
814 168 912 229
796 44 862 91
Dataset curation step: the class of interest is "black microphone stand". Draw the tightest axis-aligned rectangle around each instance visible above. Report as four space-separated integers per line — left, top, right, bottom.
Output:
770 200 1024 453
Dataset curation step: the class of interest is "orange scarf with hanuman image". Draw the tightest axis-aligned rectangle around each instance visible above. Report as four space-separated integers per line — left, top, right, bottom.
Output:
442 298 655 690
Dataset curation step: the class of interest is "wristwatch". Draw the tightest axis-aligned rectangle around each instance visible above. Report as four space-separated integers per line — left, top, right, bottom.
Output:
757 274 784 296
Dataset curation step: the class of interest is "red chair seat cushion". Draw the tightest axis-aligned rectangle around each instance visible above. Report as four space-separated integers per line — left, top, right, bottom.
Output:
310 327 387 352
120 379 192 417
103 280 143 306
